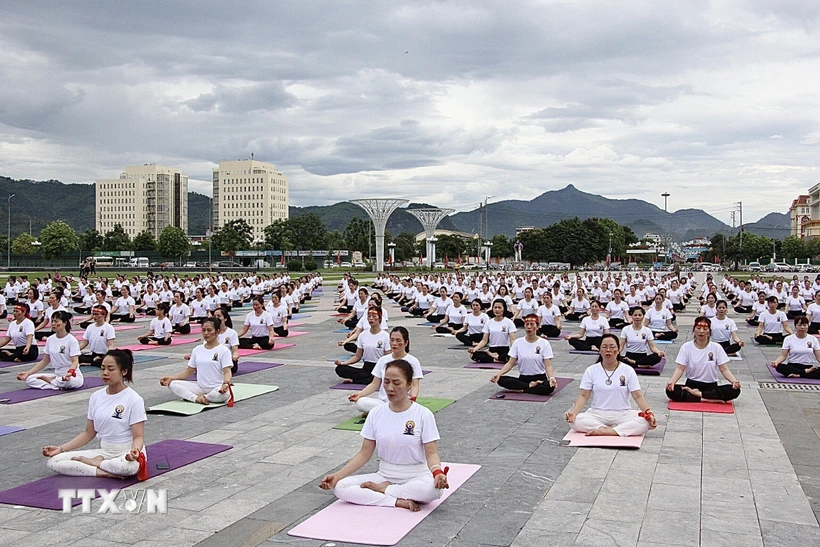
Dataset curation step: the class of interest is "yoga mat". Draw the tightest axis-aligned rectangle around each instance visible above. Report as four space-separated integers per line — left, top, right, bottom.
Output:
334 398 456 431
0 425 24 437
667 401 735 414
430 333 455 338
192 362 284 380
334 329 352 333
490 377 573 401
288 462 480 546
416 322 436 327
727 352 743 361
236 343 296 357
766 363 820 385
288 321 306 327
0 355 44 369
0 377 105 404
147 383 279 415
634 358 666 376
0 440 231 510
561 430 644 448
464 362 504 370
328 355 353 362
569 350 599 355
331 313 347 317
117 337 199 351
278 330 309 338
546 331 571 340
114 325 144 332
330 370 432 389
654 340 675 345
134 354 167 364
174 325 202 336
290 314 311 319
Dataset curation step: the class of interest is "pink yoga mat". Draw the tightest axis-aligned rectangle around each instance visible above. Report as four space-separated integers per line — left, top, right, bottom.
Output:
0 440 231 510
288 321 306 327
278 330 309 338
490 377 573 401
766 363 820 385
561 430 644 448
237 343 296 357
288 463 481 546
114 325 144 332
116 337 199 351
668 401 735 414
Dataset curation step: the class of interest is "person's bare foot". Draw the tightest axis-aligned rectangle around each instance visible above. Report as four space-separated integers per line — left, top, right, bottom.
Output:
72 455 104 467
342 379 353 383
396 498 420 511
682 386 702 398
528 380 544 388
360 481 390 493
788 374 801 378
636 364 654 369
623 357 636 366
590 345 599 352
195 395 210 405
586 427 618 436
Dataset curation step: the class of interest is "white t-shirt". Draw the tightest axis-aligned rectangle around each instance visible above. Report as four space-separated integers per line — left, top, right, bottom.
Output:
621 326 654 354
509 337 553 376
709 317 738 343
150 317 172 339
759 310 788 334
580 316 608 337
580 363 641 411
516 298 539 317
142 292 159 309
244 311 274 337
266 303 289 327
372 353 423 402
190 299 209 318
87 386 147 444
606 301 629 320
113 297 135 315
700 304 717 319
83 322 116 354
217 328 240 350
674 341 729 383
807 302 820 323
786 296 805 312
356 329 391 363
361 401 440 465
8 318 35 347
570 298 591 314
44 333 81 376
464 312 488 335
537 304 562 326
444 304 468 325
169 303 190 325
781 334 819 366
645 308 673 331
482 317 517 347
189 344 233 390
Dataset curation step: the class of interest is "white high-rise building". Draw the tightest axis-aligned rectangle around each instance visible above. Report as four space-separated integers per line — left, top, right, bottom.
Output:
96 164 188 238
212 159 289 241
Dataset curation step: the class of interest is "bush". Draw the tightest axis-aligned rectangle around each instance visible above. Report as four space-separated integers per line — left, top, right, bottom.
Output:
286 259 303 271
304 259 318 271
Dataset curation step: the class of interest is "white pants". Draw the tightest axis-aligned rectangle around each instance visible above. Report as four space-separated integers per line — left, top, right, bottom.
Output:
355 396 385 414
168 380 229 403
47 441 144 477
571 408 650 437
334 461 441 507
26 369 84 391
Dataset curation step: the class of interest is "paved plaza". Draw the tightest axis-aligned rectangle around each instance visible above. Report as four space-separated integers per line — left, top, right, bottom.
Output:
1 275 820 546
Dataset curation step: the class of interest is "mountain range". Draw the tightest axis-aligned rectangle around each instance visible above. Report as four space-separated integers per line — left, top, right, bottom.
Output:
0 176 790 242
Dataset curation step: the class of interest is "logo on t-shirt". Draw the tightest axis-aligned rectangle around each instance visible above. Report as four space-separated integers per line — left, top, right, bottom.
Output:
708 352 714 361
403 421 416 436
619 376 626 387
112 405 124 419
376 341 383 348
641 333 646 339
535 346 541 355
212 352 219 361
59 345 66 354
809 341 814 349
501 326 507 333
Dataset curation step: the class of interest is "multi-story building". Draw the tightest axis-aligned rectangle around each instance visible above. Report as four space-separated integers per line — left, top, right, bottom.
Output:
96 164 188 238
790 194 814 238
212 159 289 241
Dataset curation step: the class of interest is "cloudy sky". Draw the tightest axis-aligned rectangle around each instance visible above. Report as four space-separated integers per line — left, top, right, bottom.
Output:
1 0 818 224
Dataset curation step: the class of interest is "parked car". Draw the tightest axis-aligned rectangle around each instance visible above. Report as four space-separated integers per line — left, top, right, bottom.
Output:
748 261 761 272
183 261 197 268
340 261 352 268
212 261 243 268
433 262 445 269
353 261 366 268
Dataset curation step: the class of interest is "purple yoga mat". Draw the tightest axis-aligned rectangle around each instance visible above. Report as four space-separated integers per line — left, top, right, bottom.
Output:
0 354 44 368
0 440 231 510
569 350 600 355
766 363 820 385
0 377 105 404
547 331 571 340
634 358 666 376
490 377 574 402
329 370 432 390
193 361 284 381
0 425 24 436
464 362 505 370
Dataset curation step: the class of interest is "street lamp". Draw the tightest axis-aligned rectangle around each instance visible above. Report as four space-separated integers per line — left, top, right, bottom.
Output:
7 193 14 269
661 193 670 212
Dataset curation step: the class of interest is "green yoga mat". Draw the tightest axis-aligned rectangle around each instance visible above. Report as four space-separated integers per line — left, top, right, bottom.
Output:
334 397 456 431
147 383 279 415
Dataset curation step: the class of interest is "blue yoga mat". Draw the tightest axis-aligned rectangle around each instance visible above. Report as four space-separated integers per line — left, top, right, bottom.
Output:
0 425 24 437
334 329 353 334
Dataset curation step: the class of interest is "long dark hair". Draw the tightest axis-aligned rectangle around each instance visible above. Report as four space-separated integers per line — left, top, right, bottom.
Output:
594 333 626 364
106 349 135 382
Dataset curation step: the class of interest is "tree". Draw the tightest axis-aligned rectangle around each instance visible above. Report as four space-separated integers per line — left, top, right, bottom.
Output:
39 220 79 259
343 217 374 254
491 234 514 258
806 237 820 260
12 232 37 255
132 230 157 251
157 226 191 264
211 219 253 256
263 219 294 251
435 234 469 262
79 229 104 252
393 232 419 262
780 236 806 261
103 224 131 251
289 214 328 250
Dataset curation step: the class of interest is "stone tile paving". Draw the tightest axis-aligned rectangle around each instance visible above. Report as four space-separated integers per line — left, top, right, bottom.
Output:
0 278 818 546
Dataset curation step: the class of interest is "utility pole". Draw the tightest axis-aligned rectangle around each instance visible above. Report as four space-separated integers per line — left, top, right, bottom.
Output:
607 231 612 264
477 203 483 263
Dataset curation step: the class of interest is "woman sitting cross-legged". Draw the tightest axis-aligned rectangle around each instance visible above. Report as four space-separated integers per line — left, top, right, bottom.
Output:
666 316 741 403
564 300 609 351
335 308 390 385
754 296 793 346
771 315 820 380
490 314 557 396
619 307 665 368
320 359 448 511
41 349 147 479
564 333 657 436
468 299 517 363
